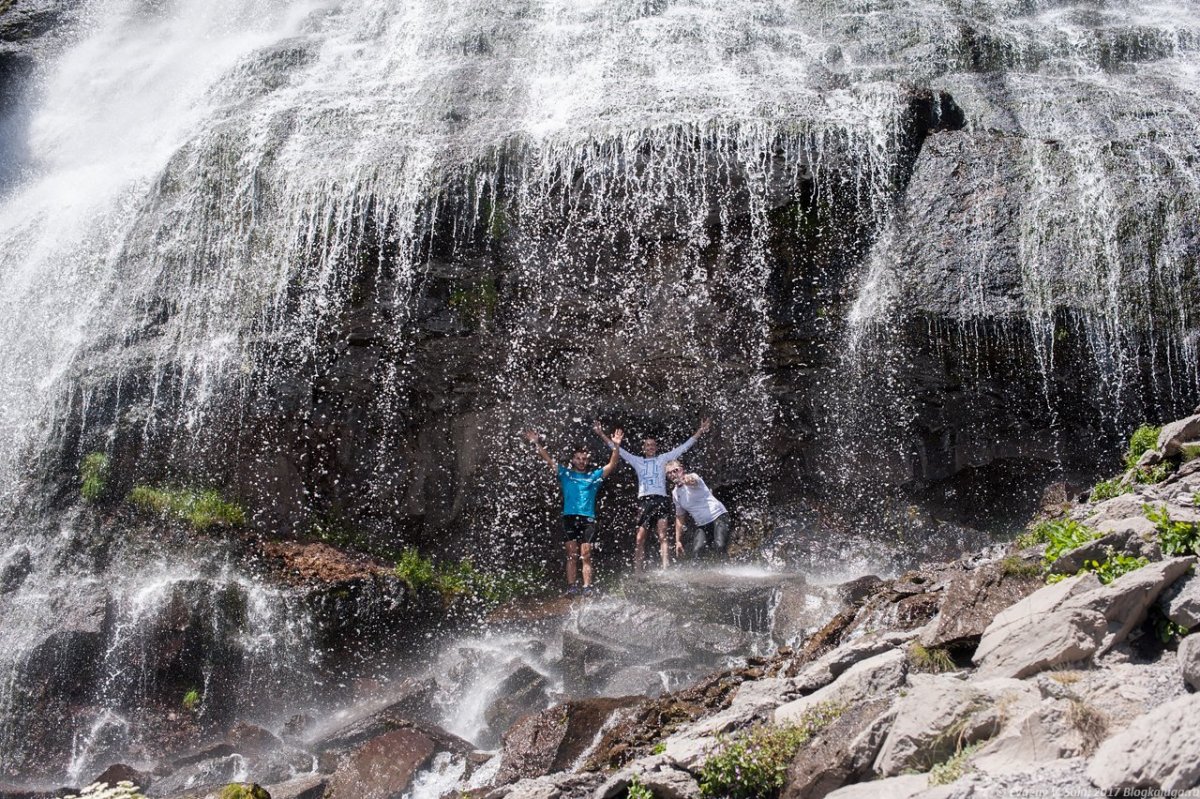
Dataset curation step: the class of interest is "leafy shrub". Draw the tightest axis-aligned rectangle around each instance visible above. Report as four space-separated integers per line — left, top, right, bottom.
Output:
218 785 269 799
928 742 980 786
182 688 201 712
80 452 110 502
1019 518 1101 564
698 703 843 799
627 775 654 799
1080 549 1149 585
63 783 147 799
1155 616 1190 644
128 485 246 530
1135 462 1173 484
1145 504 1200 557
1089 479 1129 502
908 643 956 673
1125 424 1162 469
395 549 548 607
395 548 437 591
651 742 666 755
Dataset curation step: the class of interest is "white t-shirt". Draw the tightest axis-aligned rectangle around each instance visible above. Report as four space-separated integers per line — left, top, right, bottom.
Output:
672 474 727 526
616 436 698 497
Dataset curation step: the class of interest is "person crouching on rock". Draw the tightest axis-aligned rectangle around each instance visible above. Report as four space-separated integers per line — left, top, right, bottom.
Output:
593 417 712 572
523 427 623 596
667 459 730 561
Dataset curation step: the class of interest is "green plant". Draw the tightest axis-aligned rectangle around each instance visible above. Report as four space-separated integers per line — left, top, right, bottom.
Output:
1067 698 1108 755
698 703 843 799
627 774 654 799
908 643 956 673
448 279 499 329
218 785 269 799
182 688 201 712
63 782 147 799
928 742 980 786
1155 616 1190 644
1125 424 1162 469
1080 549 1149 585
651 742 667 755
395 548 436 591
1183 443 1200 463
80 452 110 502
999 555 1041 578
128 485 246 530
1135 462 1173 484
1018 518 1101 564
1089 478 1130 502
1145 504 1200 556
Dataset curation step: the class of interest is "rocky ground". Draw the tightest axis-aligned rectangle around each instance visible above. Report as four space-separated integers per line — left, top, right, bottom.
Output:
6 410 1189 799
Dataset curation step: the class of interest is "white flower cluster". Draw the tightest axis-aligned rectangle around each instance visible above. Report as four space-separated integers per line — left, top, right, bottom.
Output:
63 781 147 799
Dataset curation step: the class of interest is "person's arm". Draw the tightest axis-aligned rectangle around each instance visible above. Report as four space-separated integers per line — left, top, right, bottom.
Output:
684 473 701 487
522 429 556 473
595 420 637 465
674 513 686 556
601 429 624 478
661 418 711 462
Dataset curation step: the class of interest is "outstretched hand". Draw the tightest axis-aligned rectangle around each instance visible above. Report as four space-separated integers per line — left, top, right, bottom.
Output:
592 420 604 436
522 429 540 444
612 428 624 446
698 417 712 435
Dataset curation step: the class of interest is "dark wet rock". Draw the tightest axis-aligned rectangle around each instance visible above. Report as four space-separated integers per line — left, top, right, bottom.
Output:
0 787 72 799
495 697 642 784
312 701 469 759
263 775 326 799
93 764 152 790
780 698 892 799
484 665 552 737
919 559 1041 650
326 728 436 799
0 545 31 593
771 582 844 648
620 571 791 634
149 753 246 797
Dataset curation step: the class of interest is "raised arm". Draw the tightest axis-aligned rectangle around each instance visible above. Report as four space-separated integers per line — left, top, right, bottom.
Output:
593 420 616 449
522 429 556 473
601 429 624 478
660 417 707 462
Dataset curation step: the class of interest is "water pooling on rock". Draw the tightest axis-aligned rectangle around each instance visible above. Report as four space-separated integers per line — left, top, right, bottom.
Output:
0 0 1197 786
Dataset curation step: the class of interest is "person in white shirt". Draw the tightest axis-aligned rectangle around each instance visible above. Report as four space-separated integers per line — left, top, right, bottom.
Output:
593 417 711 571
666 459 730 561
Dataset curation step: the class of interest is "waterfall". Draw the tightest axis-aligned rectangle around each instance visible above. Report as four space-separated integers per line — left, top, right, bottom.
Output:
0 0 1197 783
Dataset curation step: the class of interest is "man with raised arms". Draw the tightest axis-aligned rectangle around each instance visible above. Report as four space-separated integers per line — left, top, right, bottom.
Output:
667 459 730 561
523 427 624 596
593 418 711 571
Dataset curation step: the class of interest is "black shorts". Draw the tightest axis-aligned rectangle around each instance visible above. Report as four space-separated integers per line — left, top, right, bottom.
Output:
561 514 598 544
636 495 673 529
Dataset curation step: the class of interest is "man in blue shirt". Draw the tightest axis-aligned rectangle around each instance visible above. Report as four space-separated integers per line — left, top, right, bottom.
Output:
523 426 624 596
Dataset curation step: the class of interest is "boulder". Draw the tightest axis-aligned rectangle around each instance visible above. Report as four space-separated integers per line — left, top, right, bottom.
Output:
1158 415 1200 458
326 728 436 799
771 582 844 648
1137 448 1165 469
484 666 552 738
873 676 1037 777
311 681 460 756
822 774 928 799
619 571 785 634
594 761 701 799
1158 572 1200 630
262 775 326 799
918 560 1040 650
780 698 892 799
1179 634 1200 691
975 560 1194 678
93 764 152 790
1048 529 1137 576
792 630 918 693
493 697 641 786
1087 693 1200 793
775 648 907 726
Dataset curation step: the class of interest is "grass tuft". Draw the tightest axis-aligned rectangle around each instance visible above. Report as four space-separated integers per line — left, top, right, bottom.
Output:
908 642 956 673
128 485 246 530
80 452 110 503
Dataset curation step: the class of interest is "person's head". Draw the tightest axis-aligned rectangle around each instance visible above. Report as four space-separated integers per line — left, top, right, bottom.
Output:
641 436 658 457
570 446 591 471
665 459 685 484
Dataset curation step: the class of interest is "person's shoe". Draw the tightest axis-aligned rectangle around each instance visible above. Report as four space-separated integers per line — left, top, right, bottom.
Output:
582 585 599 598
565 584 581 597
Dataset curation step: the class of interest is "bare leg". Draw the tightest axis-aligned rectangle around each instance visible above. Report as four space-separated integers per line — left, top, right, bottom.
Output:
565 540 580 587
580 542 594 587
634 526 647 573
656 518 670 569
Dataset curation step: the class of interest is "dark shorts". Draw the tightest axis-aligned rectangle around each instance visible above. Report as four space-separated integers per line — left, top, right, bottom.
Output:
561 514 598 544
636 495 673 529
